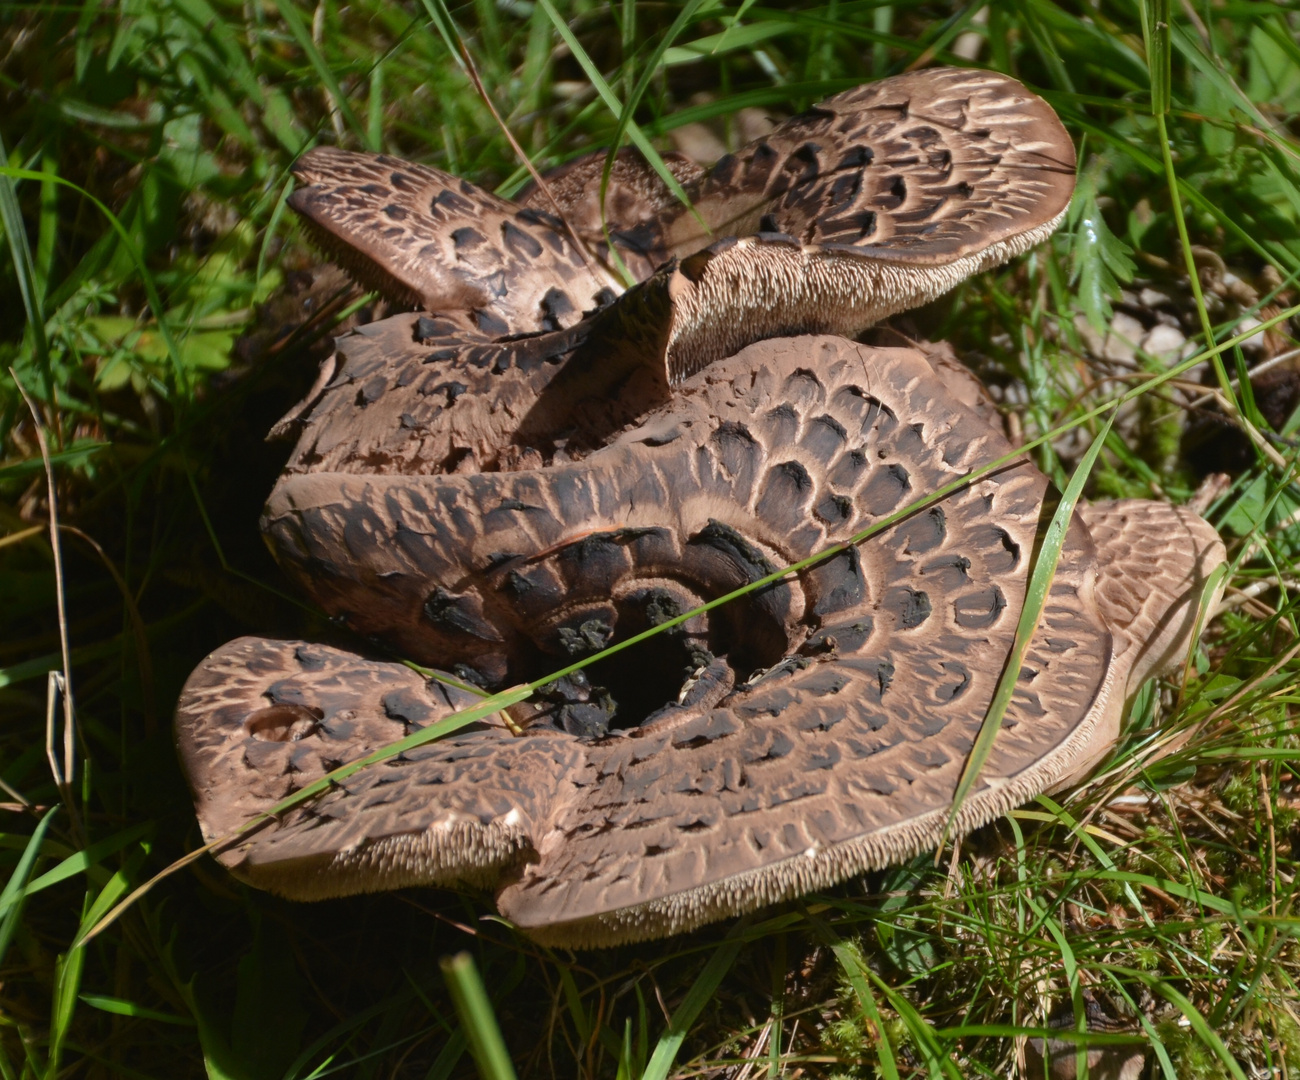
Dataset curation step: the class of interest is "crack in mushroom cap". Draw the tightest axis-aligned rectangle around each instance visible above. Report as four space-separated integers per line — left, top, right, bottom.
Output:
176 334 1224 946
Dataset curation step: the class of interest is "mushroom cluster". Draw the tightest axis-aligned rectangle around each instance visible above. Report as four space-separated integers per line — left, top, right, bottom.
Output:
176 68 1224 947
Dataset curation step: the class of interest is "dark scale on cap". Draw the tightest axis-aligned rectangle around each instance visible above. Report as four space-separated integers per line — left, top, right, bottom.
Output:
381 688 438 726
810 546 866 617
836 145 874 170
764 402 800 445
801 414 848 464
708 152 739 187
919 555 972 588
434 188 474 214
710 421 761 478
415 315 456 342
755 461 815 533
953 585 1007 629
690 520 777 582
882 586 932 629
861 462 912 515
899 507 947 554
422 347 461 363
827 448 870 488
501 221 543 259
814 493 853 525
881 176 908 209
935 662 971 702
902 126 942 148
516 207 565 231
451 226 486 250
422 587 498 640
539 287 575 331
355 375 387 406
828 172 862 208
474 309 510 337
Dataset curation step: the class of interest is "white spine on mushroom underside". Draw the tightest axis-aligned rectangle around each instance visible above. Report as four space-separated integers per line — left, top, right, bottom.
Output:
663 207 1070 383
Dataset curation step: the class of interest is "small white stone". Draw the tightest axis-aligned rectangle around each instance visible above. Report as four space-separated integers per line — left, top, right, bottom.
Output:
1102 312 1145 363
1140 323 1186 359
1236 316 1265 352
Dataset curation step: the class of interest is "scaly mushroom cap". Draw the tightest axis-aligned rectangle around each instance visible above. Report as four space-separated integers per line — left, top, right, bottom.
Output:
288 67 1075 372
175 68 1225 947
177 328 1224 947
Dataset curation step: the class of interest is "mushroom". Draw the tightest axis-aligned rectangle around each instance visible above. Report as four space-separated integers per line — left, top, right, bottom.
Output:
175 69 1225 947
287 67 1077 376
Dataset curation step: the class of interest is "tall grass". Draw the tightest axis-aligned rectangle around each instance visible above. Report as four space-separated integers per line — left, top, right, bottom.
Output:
2 1 1300 1077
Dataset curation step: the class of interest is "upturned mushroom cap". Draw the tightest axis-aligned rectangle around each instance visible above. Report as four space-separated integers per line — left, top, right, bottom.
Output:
288 67 1075 372
176 334 1224 947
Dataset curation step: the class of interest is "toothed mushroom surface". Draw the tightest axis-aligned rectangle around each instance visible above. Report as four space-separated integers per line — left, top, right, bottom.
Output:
176 68 1225 947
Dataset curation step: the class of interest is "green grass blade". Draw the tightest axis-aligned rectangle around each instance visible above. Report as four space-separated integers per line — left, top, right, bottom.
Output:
0 807 58 969
939 408 1119 851
642 934 744 1080
79 994 195 1026
1122 969 1249 1080
269 0 366 142
534 0 699 217
0 167 188 396
440 953 518 1080
0 136 52 401
808 916 899 1080
0 820 151 921
1031 795 1154 928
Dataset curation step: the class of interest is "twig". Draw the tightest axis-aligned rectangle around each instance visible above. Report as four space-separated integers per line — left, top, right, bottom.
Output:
450 32 614 291
1183 346 1300 414
10 368 81 837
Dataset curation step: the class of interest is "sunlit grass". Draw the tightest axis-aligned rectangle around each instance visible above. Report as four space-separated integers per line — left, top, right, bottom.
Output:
2 0 1300 1077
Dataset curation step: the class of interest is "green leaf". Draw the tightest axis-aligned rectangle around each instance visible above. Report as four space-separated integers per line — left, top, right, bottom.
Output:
0 820 152 921
1069 169 1136 332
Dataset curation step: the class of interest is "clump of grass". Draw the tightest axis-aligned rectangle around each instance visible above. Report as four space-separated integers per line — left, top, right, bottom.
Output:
3 1 1300 1077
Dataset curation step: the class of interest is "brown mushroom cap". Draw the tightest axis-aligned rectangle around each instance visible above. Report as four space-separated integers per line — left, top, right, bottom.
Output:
288 67 1075 373
176 334 1223 947
287 148 616 334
